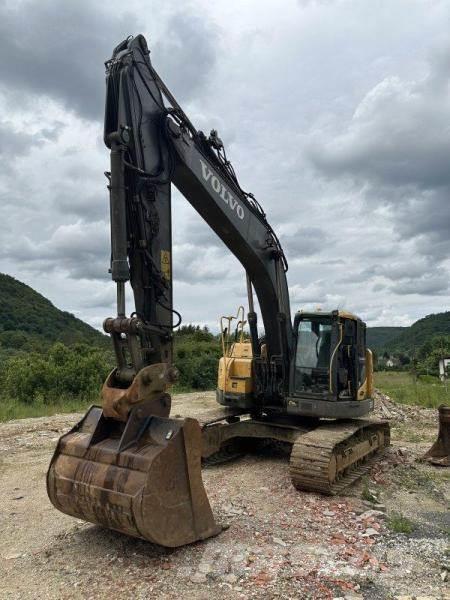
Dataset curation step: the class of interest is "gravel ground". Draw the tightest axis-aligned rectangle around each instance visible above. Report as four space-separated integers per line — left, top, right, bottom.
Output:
0 391 448 599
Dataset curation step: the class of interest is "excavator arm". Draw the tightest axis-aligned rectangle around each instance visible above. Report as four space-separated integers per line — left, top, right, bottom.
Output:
47 34 293 547
103 35 292 401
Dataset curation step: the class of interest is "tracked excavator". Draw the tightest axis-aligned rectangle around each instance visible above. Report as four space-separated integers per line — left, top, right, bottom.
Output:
47 35 390 548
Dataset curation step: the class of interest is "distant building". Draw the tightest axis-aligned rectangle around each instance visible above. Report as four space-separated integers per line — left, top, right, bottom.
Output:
438 357 450 381
386 358 397 368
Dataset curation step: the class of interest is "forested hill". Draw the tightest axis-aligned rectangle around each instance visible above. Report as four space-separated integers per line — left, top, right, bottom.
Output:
367 311 450 355
366 327 406 353
386 311 450 353
0 273 108 352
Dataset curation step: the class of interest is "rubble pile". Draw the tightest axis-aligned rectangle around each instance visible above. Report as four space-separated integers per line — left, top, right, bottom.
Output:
0 391 448 599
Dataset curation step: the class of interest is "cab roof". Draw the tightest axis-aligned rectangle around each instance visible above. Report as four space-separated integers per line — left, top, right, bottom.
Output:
296 309 359 321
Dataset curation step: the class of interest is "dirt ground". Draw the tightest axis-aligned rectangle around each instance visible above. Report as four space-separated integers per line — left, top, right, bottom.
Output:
0 392 448 600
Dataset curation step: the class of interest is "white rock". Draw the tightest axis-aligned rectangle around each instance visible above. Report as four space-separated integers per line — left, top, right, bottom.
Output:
198 562 212 574
361 528 380 537
272 537 287 546
358 510 386 520
222 573 238 584
190 572 207 584
232 554 245 562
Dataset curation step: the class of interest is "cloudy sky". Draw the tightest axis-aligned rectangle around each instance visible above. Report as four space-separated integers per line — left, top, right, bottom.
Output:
0 0 449 332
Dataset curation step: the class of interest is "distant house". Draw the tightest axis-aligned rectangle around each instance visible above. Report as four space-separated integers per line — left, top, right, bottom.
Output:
438 357 450 381
386 357 397 368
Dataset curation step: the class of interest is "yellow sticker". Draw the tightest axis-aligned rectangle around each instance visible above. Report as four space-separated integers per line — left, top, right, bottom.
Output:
161 250 171 282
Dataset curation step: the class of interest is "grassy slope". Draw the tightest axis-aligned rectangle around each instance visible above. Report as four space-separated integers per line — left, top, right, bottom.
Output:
374 371 449 409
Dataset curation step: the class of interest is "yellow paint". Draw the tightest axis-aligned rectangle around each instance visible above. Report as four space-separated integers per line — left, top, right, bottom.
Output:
329 323 343 393
217 353 254 394
217 306 254 396
357 349 374 400
337 310 358 321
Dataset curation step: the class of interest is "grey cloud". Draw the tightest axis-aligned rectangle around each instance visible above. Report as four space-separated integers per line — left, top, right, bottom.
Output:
390 273 449 296
0 220 109 280
0 1 141 120
180 217 225 250
173 243 231 284
306 41 450 269
289 281 345 307
153 13 219 102
55 191 108 221
0 120 60 162
0 2 219 121
1 0 448 331
319 258 346 266
280 226 327 258
307 70 450 189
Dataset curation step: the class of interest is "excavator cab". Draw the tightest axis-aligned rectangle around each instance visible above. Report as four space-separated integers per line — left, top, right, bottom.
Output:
294 313 332 394
288 310 374 418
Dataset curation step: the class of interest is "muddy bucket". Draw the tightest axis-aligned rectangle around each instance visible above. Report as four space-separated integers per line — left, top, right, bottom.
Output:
47 365 221 547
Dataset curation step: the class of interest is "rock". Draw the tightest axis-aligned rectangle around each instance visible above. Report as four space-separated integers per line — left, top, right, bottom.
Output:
323 510 336 517
232 554 245 563
4 553 22 560
358 510 386 520
222 573 238 584
373 503 386 511
198 562 212 574
361 528 380 537
440 570 447 582
190 572 207 584
272 537 287 547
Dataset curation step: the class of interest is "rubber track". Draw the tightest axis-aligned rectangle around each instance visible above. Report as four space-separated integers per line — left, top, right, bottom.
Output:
289 420 390 495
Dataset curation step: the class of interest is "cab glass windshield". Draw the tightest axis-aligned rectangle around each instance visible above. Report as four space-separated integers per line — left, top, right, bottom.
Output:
295 318 332 393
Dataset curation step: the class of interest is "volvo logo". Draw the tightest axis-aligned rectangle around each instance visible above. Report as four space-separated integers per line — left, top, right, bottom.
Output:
199 159 245 220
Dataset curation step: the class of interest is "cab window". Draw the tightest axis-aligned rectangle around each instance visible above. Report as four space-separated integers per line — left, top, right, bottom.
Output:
295 319 332 394
296 320 332 369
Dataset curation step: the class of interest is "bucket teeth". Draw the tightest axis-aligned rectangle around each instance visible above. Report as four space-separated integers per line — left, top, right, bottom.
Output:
47 404 221 547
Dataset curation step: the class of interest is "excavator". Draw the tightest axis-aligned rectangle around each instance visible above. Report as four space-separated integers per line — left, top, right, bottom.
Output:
47 35 390 548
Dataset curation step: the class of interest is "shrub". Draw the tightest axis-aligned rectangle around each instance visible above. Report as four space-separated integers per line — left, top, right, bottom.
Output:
0 343 111 405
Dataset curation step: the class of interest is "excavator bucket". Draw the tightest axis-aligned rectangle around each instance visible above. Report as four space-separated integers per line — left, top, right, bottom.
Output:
423 405 450 467
47 364 221 547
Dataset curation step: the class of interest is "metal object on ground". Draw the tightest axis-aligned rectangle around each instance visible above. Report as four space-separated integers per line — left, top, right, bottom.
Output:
423 405 450 467
47 403 221 547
